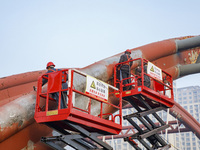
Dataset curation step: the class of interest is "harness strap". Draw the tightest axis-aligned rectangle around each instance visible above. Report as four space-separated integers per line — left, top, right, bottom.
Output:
123 54 131 66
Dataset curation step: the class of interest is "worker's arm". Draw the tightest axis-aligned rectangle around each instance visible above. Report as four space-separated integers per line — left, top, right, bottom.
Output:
42 78 47 86
42 71 50 86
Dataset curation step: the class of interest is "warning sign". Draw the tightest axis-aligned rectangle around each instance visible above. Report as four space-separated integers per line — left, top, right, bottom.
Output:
85 75 108 102
147 62 162 81
90 81 96 89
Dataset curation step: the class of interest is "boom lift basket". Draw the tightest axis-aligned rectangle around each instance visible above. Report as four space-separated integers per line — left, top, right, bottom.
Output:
34 69 122 135
114 58 174 108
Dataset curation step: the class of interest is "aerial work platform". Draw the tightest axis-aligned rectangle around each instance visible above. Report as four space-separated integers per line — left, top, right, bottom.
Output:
34 69 122 149
34 58 174 149
114 58 174 149
114 58 174 108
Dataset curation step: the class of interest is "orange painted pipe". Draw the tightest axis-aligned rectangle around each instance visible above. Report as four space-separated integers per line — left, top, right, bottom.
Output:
1 35 200 149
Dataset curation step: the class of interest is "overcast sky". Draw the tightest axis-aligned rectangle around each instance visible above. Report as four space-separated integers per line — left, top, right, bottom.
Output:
0 0 200 88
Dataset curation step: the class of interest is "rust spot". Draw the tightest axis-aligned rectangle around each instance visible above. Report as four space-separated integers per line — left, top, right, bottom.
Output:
18 120 23 127
106 62 116 80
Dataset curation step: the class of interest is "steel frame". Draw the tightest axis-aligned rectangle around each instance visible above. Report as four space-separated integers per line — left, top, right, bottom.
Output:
123 95 171 149
41 121 113 150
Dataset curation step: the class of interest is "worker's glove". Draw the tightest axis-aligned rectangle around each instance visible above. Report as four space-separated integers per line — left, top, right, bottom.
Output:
117 65 121 70
33 86 37 91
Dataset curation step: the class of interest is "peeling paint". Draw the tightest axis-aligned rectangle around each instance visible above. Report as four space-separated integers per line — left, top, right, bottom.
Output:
172 111 182 120
21 140 35 150
188 50 199 64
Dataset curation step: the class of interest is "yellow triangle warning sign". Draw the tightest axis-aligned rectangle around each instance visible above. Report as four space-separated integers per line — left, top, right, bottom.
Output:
90 81 96 89
150 66 154 72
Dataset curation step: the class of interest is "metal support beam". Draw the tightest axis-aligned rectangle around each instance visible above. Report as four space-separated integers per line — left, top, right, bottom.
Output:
139 125 169 139
123 95 170 149
64 121 113 150
41 121 113 150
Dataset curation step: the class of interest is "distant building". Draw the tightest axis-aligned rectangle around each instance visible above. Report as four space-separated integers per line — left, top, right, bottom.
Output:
174 86 200 150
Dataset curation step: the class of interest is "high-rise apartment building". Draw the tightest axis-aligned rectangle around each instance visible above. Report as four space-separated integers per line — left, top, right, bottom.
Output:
174 86 200 150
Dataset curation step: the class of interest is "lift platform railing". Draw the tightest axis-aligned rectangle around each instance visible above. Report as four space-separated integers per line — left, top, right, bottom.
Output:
35 69 69 112
114 58 174 108
34 69 122 135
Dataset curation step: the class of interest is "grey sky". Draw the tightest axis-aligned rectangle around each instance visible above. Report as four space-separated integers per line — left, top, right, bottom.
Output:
0 0 200 88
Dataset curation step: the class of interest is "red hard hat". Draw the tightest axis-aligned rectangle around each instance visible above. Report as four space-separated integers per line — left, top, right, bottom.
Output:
46 62 55 69
125 49 131 54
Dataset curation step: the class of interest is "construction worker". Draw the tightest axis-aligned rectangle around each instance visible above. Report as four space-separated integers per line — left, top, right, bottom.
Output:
135 61 150 88
42 62 68 108
118 49 133 90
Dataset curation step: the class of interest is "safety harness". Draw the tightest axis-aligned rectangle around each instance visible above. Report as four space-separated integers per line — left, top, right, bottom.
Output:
123 54 132 66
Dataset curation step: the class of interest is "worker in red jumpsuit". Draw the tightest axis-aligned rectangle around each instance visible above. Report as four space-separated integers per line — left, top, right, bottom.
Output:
119 49 133 90
42 62 68 108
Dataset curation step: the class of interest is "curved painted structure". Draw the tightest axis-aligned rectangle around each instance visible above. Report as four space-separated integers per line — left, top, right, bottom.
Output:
0 35 200 149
